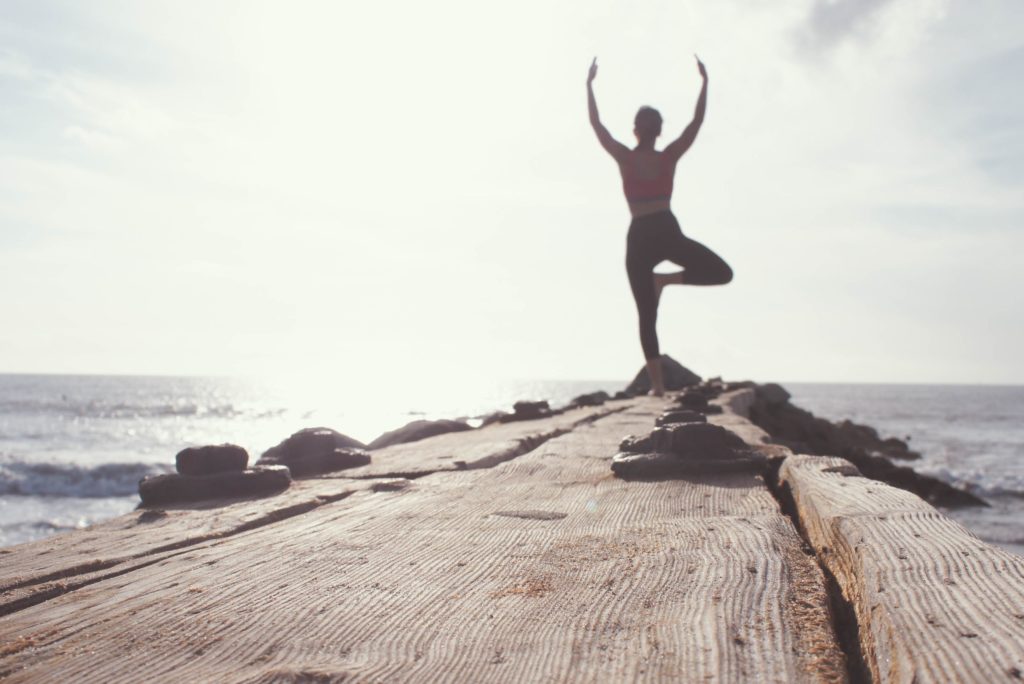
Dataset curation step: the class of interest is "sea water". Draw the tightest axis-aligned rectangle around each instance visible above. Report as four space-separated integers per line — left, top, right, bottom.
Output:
786 383 1024 556
0 374 619 547
1 375 1022 555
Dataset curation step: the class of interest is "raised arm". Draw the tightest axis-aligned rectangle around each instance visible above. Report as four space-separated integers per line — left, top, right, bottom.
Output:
664 55 708 162
587 58 629 162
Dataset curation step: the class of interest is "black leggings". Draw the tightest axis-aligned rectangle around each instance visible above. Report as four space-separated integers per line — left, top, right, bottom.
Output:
626 211 732 360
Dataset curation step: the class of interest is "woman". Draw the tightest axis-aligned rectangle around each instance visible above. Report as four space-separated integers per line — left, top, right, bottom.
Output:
587 55 732 396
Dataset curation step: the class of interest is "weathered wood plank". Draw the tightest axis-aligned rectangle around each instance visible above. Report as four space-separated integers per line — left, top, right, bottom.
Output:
779 453 1024 683
709 388 776 447
0 399 844 682
0 403 619 608
339 402 626 477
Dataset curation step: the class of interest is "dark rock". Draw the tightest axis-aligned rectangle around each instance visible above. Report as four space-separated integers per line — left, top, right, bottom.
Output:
257 427 368 477
725 380 757 391
479 411 510 427
882 437 912 455
619 434 653 453
651 422 751 460
625 355 701 394
569 391 610 408
702 404 724 415
611 451 764 480
514 400 549 417
611 452 681 479
367 419 471 450
175 444 248 476
746 385 985 508
498 400 558 423
755 383 791 407
612 391 633 400
695 380 726 397
676 393 709 410
138 466 291 507
258 447 370 478
656 410 707 426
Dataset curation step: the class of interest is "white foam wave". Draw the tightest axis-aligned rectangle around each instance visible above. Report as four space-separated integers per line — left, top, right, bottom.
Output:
0 458 170 497
0 398 248 420
920 464 1024 500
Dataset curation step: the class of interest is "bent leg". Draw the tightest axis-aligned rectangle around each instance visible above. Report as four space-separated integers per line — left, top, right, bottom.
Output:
667 234 733 286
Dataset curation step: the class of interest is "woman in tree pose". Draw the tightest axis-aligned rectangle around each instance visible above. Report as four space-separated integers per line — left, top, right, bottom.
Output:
587 55 732 395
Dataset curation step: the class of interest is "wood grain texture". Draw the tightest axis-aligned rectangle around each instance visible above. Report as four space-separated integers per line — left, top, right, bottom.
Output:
709 389 774 447
0 397 844 682
0 403 619 613
779 453 1024 683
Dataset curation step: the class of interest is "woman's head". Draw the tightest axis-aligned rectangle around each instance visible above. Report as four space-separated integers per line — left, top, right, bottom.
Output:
634 106 663 142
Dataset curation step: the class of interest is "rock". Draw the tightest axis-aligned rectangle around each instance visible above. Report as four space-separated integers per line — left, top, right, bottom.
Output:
612 391 633 400
611 451 765 480
882 437 912 455
479 411 510 427
175 444 248 476
655 410 707 426
625 355 701 394
651 423 751 460
138 466 291 507
746 386 984 508
611 452 681 479
568 391 610 408
257 428 368 477
619 434 653 453
258 447 370 478
694 380 726 398
725 380 757 391
676 393 709 410
675 389 724 414
755 383 791 407
367 419 472 450
514 400 549 417
498 400 556 423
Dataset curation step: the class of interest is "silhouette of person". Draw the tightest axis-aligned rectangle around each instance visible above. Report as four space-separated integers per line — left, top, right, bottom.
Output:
587 55 732 396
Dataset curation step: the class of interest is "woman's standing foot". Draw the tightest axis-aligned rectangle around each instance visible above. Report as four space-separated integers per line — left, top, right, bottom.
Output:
645 357 666 396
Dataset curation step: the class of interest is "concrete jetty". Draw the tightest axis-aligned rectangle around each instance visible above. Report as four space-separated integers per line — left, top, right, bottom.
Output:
1 388 1023 682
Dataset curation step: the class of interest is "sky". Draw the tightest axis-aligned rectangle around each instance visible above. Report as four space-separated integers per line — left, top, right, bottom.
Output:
1 0 1022 386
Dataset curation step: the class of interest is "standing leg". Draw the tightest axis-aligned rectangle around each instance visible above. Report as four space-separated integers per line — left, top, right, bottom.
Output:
654 271 685 305
626 231 666 395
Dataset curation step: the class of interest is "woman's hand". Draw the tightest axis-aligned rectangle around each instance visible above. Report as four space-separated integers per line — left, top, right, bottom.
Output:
587 57 598 85
695 54 707 81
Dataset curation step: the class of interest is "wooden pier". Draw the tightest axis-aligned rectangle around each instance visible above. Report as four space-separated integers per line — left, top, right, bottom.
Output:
2 390 1023 682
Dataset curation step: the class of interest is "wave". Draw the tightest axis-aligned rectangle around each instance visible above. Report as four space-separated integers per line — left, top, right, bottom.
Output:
969 483 1024 501
0 458 171 497
0 399 252 420
921 465 1024 501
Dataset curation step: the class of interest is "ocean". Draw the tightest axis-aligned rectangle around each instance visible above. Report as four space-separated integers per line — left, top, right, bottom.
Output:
1 375 1022 556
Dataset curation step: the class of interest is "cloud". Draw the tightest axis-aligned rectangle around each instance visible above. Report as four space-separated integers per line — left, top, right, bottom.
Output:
798 0 897 51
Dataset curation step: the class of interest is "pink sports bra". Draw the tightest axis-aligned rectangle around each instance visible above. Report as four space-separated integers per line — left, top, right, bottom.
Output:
620 152 675 203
